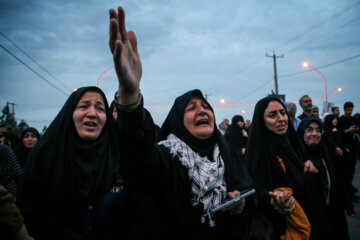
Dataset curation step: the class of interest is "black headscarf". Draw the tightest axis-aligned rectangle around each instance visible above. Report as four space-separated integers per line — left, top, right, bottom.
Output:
245 96 306 198
323 114 344 150
323 114 337 133
159 89 217 159
159 89 252 191
15 127 40 167
19 87 120 211
224 115 247 159
297 117 335 204
246 98 332 239
297 117 325 160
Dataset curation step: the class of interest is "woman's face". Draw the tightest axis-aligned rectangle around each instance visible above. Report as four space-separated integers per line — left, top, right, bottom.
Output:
73 91 107 140
331 117 338 126
23 131 38 148
303 122 322 146
184 97 214 139
264 101 288 135
236 121 245 128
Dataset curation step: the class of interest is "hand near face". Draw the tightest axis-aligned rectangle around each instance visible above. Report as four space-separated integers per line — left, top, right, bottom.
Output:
269 190 295 215
335 147 343 157
109 7 142 104
242 129 248 138
303 160 319 173
223 190 245 215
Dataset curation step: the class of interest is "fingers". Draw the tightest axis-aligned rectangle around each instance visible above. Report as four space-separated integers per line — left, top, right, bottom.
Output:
305 160 318 173
228 199 245 215
269 190 295 214
109 9 120 53
109 7 128 53
117 6 128 41
128 31 139 55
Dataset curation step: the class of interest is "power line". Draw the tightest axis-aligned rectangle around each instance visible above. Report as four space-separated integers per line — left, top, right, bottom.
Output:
202 2 359 98
274 1 360 51
231 78 273 102
278 53 360 79
204 57 264 95
230 53 360 102
286 16 360 53
0 44 68 96
0 32 72 91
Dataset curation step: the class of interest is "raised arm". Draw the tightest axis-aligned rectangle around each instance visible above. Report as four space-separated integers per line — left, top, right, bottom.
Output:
109 6 142 105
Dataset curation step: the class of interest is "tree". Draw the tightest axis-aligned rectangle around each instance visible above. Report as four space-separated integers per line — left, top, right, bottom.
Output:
0 103 29 136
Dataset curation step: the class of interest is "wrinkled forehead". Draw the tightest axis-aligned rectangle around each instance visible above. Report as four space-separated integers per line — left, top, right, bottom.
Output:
78 91 106 104
186 96 211 109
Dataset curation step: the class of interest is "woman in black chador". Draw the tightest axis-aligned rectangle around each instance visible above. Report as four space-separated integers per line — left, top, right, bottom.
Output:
297 117 349 240
15 127 40 167
323 114 356 216
245 96 332 240
19 87 130 240
109 6 254 240
224 115 248 159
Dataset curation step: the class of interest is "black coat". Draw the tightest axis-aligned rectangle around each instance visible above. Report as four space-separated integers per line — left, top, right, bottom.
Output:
117 89 254 240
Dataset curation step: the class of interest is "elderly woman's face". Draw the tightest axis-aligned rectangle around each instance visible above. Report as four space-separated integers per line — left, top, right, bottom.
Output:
184 97 214 139
23 131 38 148
73 91 107 140
264 101 288 135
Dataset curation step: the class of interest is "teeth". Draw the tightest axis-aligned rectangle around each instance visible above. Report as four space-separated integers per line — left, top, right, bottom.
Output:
196 120 208 126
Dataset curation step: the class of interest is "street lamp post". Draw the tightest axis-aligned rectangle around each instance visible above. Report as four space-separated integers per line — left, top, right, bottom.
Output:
303 62 328 102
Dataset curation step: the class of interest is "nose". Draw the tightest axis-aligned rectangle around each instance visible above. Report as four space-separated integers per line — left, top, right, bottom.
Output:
87 106 97 117
197 105 206 115
278 113 285 121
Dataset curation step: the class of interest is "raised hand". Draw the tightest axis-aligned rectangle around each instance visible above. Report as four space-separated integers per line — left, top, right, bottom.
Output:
109 7 142 105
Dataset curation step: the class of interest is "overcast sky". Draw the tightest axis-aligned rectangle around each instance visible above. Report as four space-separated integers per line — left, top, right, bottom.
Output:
1 0 359 131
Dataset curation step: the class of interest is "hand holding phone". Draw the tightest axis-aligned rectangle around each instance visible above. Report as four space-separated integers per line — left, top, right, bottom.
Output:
210 188 255 215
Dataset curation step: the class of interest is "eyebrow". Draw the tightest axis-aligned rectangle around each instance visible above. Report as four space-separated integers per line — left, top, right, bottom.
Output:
79 99 104 106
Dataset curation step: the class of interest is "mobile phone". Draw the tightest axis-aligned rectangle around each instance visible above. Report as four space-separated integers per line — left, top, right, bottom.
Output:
210 188 255 215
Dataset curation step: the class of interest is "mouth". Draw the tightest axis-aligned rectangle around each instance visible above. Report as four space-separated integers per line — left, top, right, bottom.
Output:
84 122 97 128
195 119 209 126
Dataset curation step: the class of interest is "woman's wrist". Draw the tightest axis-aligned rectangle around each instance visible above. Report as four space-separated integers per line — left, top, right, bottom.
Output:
114 90 142 110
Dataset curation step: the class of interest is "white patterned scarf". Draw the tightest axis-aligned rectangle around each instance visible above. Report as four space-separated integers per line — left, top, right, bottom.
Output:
158 134 227 223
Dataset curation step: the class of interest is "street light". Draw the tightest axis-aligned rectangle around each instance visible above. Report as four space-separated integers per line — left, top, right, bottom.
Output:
302 62 328 102
327 87 342 99
220 98 236 114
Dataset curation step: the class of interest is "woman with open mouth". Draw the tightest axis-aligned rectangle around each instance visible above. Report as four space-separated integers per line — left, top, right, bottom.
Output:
18 86 131 239
109 6 254 240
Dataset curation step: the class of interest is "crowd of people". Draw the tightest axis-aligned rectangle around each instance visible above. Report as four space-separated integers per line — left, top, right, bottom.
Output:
1 5 360 240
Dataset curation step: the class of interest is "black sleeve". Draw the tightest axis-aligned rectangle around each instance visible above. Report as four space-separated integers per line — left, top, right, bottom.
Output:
115 102 166 190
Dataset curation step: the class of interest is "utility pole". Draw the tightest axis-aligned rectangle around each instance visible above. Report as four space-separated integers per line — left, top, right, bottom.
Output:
266 51 284 95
